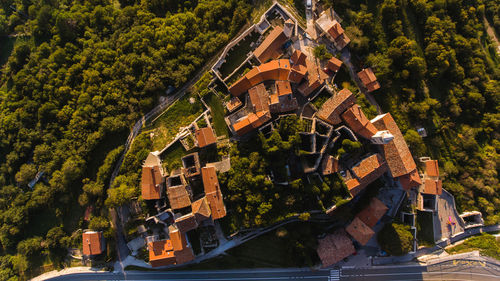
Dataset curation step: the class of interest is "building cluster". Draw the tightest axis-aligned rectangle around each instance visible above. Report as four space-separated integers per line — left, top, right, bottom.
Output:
315 11 350 50
138 147 226 267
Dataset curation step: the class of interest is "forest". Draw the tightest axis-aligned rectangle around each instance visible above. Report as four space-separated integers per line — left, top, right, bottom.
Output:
0 0 251 279
328 0 500 224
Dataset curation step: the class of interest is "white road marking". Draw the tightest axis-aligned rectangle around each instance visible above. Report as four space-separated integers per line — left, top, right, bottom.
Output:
329 269 340 280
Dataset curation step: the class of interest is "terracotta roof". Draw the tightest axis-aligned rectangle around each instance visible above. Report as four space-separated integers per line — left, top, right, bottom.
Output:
317 88 356 125
202 167 226 219
233 116 253 136
290 50 306 65
321 155 339 175
327 57 343 72
141 166 164 200
248 111 271 129
269 93 279 106
328 21 344 39
167 185 191 210
249 83 270 112
346 217 375 246
174 246 195 264
148 240 176 267
82 231 103 256
169 225 186 252
316 230 355 268
278 59 291 81
226 97 242 112
289 64 307 83
275 80 292 96
228 76 252 96
356 197 388 228
335 34 351 50
397 169 422 191
341 104 378 139
348 154 388 196
192 197 211 224
254 26 288 63
425 160 439 178
195 127 217 148
345 178 361 196
175 213 198 233
297 78 321 97
357 68 380 92
246 67 263 86
371 113 417 178
423 179 442 195
202 167 219 194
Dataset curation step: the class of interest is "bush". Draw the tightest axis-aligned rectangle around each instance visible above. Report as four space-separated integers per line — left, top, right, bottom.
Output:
377 223 413 256
313 44 333 60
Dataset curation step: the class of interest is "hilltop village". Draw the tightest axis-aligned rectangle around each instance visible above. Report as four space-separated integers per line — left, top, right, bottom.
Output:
80 3 484 269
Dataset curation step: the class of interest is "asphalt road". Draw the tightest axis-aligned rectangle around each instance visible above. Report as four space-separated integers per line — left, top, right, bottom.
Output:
42 259 500 281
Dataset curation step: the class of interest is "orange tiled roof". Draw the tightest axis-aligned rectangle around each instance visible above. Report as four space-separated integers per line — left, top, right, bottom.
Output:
317 88 356 125
202 167 227 219
348 154 388 196
174 246 195 264
82 231 103 256
195 127 216 148
226 97 242 112
254 26 288 63
233 116 253 136
289 64 307 83
249 83 270 113
357 68 380 92
229 60 291 96
246 67 263 86
371 113 417 178
341 104 378 139
248 111 271 129
316 230 355 268
397 169 422 191
328 22 344 39
327 57 343 72
290 49 306 65
297 78 321 97
169 225 186 252
356 197 388 228
192 197 211 224
148 240 176 267
335 34 351 50
423 179 442 195
276 80 292 96
345 217 375 246
167 185 191 210
141 166 163 200
425 160 439 178
175 213 198 233
228 76 252 96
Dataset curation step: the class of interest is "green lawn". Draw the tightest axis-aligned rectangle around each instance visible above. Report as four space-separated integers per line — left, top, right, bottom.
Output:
147 92 203 151
446 233 500 260
160 141 188 173
416 210 435 246
204 92 229 137
218 31 260 78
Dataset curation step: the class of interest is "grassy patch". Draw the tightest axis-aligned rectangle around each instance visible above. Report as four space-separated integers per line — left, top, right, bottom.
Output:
147 93 203 151
218 31 260 78
311 88 332 109
160 141 187 174
416 210 435 245
204 93 229 137
252 0 274 23
446 233 500 260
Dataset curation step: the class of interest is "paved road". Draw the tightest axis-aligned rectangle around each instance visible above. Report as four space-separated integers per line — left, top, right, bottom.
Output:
42 257 500 281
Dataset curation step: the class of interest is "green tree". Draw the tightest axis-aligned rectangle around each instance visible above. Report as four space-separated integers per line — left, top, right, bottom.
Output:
377 223 413 256
313 44 332 60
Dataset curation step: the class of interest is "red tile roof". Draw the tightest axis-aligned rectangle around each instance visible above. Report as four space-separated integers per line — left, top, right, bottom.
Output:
328 22 344 39
348 154 388 196
321 155 339 176
175 213 198 233
233 117 253 136
192 197 211 224
248 83 270 112
202 167 226 219
148 240 176 267
290 49 306 65
346 217 375 246
371 113 417 178
253 26 288 63
289 64 307 84
82 231 104 256
425 160 439 178
226 97 242 112
357 68 380 93
317 230 355 268
167 184 191 210
275 80 292 96
169 225 186 252
228 76 252 96
327 57 343 72
356 197 388 228
423 179 442 195
397 169 422 191
341 104 378 139
317 88 356 125
229 60 291 96
141 166 163 200
248 111 271 129
195 127 217 148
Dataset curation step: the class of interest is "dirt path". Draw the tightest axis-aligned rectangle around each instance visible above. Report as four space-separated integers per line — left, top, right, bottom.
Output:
483 16 500 55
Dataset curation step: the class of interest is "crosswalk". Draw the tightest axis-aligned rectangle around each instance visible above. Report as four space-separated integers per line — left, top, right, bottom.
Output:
329 269 340 281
